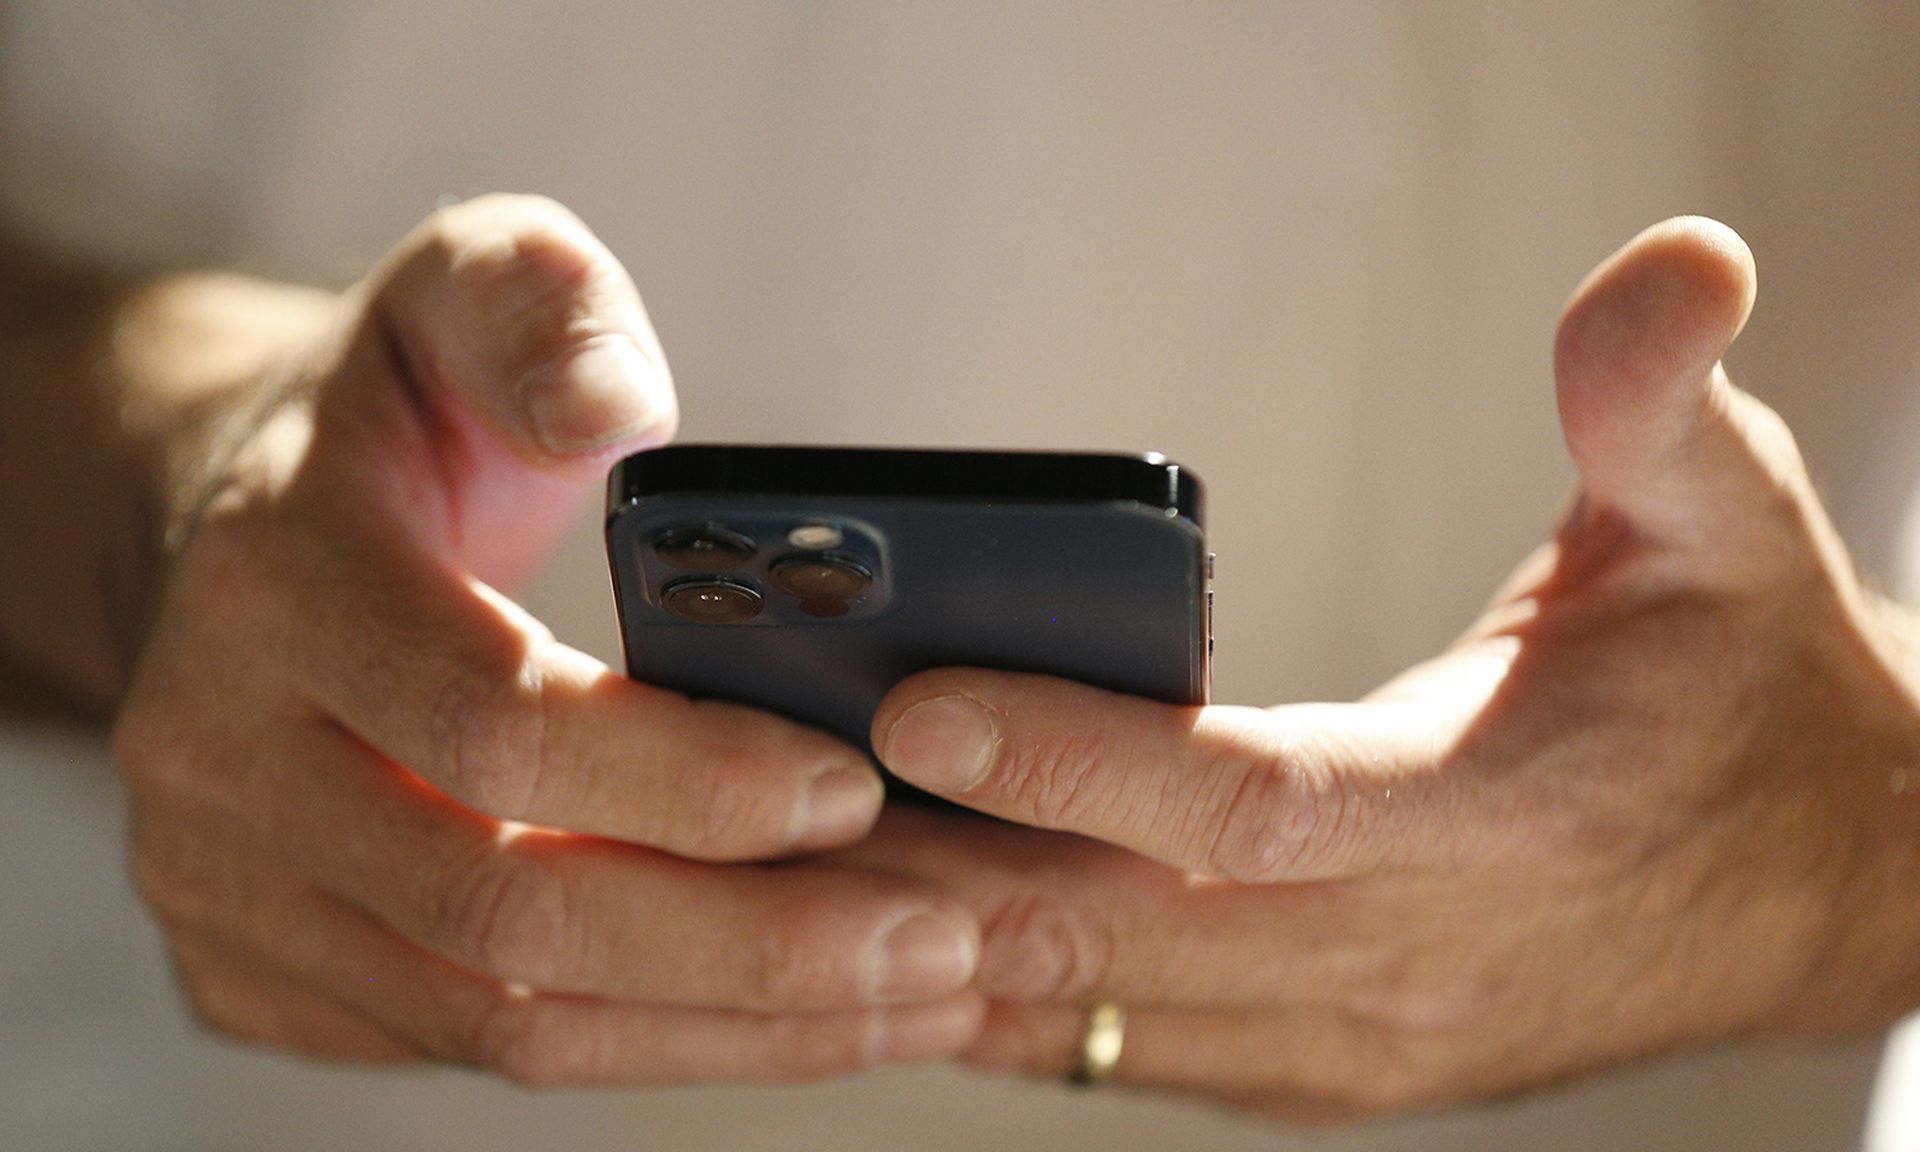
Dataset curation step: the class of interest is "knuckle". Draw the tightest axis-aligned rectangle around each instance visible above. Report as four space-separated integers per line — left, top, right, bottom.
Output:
748 920 844 1009
113 528 284 811
113 722 248 815
398 195 615 351
1349 953 1490 1032
112 544 252 760
112 705 249 814
126 836 212 929
976 889 1110 1002
441 853 577 987
434 197 612 323
428 663 546 818
1209 747 1348 883
446 219 591 305
1003 730 1107 828
680 755 788 856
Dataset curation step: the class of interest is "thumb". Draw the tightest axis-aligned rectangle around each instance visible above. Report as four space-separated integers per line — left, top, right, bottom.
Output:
310 195 678 582
370 193 677 465
1553 216 1758 535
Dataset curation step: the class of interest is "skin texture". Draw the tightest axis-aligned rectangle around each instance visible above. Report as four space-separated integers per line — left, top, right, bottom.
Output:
0 196 984 1084
841 218 1920 1121
5 202 1917 1116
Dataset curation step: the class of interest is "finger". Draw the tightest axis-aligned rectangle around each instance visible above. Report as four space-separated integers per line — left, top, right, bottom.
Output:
141 822 982 1083
833 806 1454 1014
872 666 1475 883
143 721 978 1011
366 192 675 465
277 201 861 863
1555 216 1753 516
967 1000 1429 1119
467 992 986 1087
166 933 424 1064
212 512 886 860
302 193 676 589
1553 217 1837 573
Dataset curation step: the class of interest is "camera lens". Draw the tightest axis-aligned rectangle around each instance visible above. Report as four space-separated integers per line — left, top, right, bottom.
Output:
661 578 763 623
654 526 756 570
797 596 851 619
768 554 873 600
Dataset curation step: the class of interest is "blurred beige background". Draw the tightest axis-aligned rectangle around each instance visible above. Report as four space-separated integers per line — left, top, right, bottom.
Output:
2 2 1917 1148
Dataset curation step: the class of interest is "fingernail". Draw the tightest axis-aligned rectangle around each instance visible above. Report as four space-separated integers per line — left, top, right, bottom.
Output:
869 910 978 1003
881 695 998 793
866 998 984 1066
521 334 673 456
786 766 884 852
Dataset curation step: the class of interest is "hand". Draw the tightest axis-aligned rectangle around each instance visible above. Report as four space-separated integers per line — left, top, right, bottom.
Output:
112 196 981 1085
838 218 1920 1120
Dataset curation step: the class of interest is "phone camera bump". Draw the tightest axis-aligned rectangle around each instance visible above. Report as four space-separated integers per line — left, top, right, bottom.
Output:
654 526 756 570
661 578 763 623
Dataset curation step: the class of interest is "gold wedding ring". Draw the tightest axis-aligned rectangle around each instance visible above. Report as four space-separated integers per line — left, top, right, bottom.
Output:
1070 1001 1127 1087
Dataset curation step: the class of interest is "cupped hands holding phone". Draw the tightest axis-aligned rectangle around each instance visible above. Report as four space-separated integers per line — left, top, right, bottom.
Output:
15 193 1920 1118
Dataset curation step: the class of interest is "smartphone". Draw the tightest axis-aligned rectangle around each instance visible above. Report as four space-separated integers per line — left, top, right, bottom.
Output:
605 445 1211 767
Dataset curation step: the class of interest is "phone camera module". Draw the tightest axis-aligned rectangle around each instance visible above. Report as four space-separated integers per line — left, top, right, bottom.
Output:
768 554 873 600
654 526 756 570
661 578 763 623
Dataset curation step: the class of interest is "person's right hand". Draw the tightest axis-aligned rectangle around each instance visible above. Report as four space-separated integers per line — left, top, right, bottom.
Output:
110 195 982 1085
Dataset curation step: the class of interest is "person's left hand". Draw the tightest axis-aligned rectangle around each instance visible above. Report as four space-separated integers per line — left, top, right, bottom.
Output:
831 218 1920 1122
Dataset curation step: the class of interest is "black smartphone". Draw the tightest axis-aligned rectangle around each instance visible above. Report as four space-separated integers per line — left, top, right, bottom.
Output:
605 444 1211 767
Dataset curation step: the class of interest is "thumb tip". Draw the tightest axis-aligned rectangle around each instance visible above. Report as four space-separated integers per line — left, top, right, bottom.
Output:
520 334 680 461
1653 214 1758 342
1553 216 1756 466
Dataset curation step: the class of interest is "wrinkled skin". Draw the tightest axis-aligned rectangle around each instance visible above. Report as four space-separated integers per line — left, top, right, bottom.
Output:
112 196 984 1085
106 200 1920 1117
837 218 1920 1122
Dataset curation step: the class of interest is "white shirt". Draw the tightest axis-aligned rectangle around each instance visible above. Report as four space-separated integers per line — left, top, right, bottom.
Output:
3 3 1916 1148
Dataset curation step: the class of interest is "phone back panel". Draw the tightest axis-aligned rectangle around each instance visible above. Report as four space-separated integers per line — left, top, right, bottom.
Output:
608 493 1209 757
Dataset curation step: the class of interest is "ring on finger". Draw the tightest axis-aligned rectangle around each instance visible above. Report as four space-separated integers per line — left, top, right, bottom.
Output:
1070 1000 1127 1087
